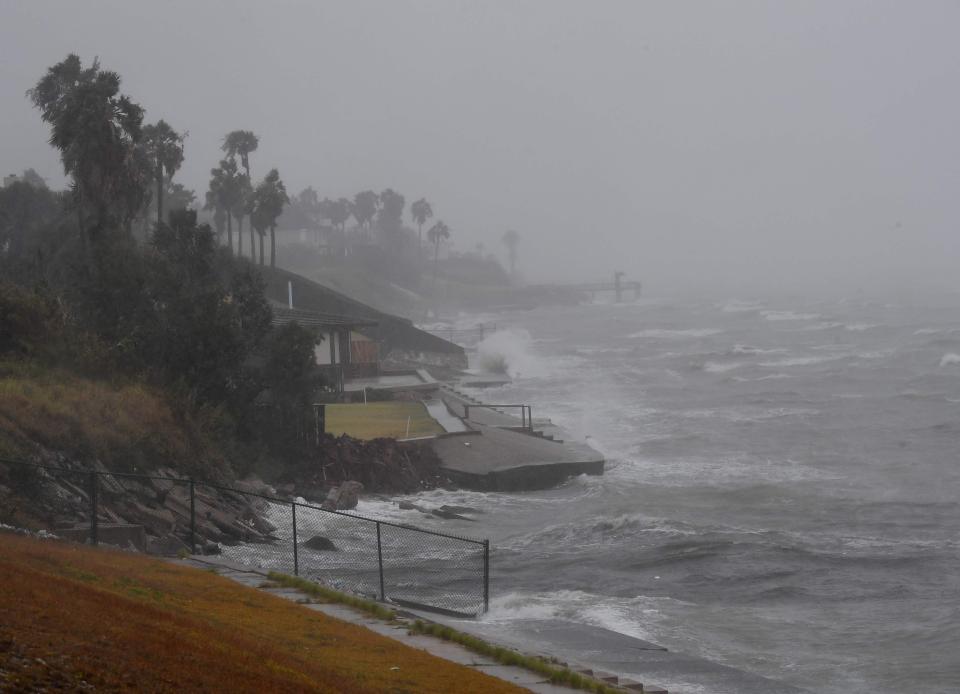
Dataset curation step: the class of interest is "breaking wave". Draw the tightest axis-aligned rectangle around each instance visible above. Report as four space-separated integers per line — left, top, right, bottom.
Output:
939 353 960 367
628 328 723 339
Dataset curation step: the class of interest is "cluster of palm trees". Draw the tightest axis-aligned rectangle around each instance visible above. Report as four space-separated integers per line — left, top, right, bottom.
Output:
27 54 192 252
286 188 453 264
25 53 520 282
204 130 288 267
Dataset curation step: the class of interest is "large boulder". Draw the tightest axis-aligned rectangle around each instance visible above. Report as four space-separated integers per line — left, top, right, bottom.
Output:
302 535 337 551
320 480 364 511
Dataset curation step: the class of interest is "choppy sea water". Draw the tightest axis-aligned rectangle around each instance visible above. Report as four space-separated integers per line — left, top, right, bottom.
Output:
388 295 960 693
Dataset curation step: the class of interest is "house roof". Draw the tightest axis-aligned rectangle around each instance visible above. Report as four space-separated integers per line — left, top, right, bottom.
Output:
270 303 378 330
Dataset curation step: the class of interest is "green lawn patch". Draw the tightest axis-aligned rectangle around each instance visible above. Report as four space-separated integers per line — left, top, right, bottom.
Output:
325 402 443 440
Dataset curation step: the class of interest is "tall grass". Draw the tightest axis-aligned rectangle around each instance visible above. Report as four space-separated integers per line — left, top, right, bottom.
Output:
0 359 229 477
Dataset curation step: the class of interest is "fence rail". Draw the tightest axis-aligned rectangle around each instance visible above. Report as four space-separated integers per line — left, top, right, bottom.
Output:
0 457 489 617
463 403 533 430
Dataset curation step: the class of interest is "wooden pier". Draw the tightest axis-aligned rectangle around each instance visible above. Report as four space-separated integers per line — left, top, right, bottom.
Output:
530 272 642 302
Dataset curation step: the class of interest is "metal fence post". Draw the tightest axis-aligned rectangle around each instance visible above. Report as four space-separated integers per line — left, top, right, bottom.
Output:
376 521 385 601
189 478 196 555
483 539 490 613
292 502 299 576
89 471 99 546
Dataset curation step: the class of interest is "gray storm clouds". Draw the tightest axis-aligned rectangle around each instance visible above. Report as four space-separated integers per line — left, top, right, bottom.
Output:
2 0 959 295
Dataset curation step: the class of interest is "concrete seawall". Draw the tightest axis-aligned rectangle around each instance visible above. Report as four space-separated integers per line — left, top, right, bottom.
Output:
431 389 605 491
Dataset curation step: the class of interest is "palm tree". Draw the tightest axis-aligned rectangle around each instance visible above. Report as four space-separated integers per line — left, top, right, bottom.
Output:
502 229 520 276
410 198 433 261
377 188 406 252
222 130 259 180
427 220 450 287
206 158 242 253
141 120 186 227
204 166 228 250
351 190 378 231
237 174 253 260
28 54 148 248
222 130 258 257
248 169 289 267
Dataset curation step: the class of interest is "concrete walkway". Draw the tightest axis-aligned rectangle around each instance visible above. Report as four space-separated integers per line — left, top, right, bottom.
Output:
424 398 470 433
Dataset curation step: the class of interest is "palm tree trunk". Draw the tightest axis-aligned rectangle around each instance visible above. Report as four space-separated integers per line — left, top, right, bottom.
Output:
156 160 163 228
238 216 243 255
250 220 256 261
433 241 440 287
258 231 264 266
226 211 233 253
270 226 276 268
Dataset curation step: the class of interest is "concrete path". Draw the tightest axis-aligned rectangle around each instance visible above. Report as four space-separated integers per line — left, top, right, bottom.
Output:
424 398 470 433
171 556 580 694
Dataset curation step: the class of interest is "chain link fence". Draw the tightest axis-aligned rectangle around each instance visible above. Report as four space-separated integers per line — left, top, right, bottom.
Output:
0 458 489 617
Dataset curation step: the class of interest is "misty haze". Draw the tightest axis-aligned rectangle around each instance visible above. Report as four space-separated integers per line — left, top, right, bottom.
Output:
1 2 958 693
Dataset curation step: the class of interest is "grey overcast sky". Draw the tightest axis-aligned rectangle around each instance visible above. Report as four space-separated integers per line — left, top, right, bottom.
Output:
2 1 959 295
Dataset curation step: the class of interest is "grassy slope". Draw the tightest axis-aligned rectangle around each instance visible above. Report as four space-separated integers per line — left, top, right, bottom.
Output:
0 532 522 693
325 402 444 440
0 359 227 478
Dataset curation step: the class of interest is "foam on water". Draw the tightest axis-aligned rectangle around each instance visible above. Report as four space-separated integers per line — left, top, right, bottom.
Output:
761 310 821 321
704 361 745 373
759 354 846 367
939 353 960 367
721 300 765 313
482 589 682 644
628 328 723 339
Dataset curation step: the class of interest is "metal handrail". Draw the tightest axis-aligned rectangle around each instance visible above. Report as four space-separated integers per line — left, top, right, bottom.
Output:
462 403 533 430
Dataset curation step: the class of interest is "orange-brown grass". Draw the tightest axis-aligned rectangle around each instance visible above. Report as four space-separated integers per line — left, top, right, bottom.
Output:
0 532 523 693
0 360 225 476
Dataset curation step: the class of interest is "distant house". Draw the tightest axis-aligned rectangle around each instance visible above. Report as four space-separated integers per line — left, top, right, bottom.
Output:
263 269 467 372
270 302 379 392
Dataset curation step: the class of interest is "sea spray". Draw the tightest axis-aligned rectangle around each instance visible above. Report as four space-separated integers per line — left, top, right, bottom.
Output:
475 328 547 378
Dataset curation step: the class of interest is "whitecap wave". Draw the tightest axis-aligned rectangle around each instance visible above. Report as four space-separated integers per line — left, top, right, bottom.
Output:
798 321 845 331
721 300 764 313
703 361 745 373
760 355 845 367
939 353 960 367
728 344 786 356
628 328 723 339
761 310 821 321
482 589 685 644
731 373 792 382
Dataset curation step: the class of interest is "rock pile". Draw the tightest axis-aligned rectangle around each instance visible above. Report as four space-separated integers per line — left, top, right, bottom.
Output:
0 454 278 556
281 434 453 496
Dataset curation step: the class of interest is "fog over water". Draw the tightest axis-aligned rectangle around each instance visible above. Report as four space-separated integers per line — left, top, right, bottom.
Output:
3 1 960 294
